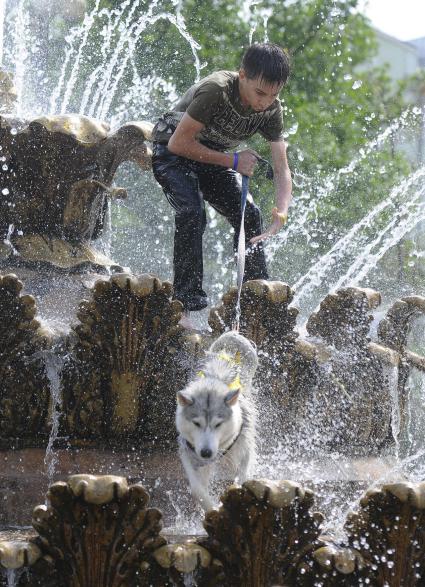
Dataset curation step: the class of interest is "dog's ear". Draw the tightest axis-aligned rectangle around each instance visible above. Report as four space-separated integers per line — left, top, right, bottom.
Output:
177 391 194 406
224 388 240 406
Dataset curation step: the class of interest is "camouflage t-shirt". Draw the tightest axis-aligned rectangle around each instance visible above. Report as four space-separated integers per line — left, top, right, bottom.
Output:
152 70 284 151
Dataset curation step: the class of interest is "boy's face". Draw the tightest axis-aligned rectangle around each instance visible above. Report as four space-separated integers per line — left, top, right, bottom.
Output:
238 69 283 112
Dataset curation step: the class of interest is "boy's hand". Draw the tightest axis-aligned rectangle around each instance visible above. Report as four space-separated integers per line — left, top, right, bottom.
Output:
236 149 260 176
249 207 287 244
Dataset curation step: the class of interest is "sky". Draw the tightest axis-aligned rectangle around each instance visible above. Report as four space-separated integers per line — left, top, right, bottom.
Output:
359 0 425 41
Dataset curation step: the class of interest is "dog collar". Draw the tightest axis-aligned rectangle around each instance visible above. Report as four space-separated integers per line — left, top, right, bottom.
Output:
220 424 243 456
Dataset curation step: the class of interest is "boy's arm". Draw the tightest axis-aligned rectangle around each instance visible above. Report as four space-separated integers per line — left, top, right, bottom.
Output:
168 113 259 176
250 140 292 244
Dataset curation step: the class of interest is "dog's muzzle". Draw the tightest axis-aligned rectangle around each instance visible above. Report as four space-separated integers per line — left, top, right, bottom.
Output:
183 439 217 466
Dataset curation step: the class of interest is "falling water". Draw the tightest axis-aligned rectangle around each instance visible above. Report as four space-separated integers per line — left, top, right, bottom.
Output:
43 350 65 486
164 489 204 537
84 0 165 120
49 0 202 121
3 223 19 256
240 0 259 45
291 164 425 314
385 362 401 457
10 0 29 116
267 107 423 266
183 572 195 587
100 196 113 263
6 569 17 587
52 0 104 115
89 191 113 264
241 0 272 45
0 0 5 66
261 7 272 42
4 568 25 587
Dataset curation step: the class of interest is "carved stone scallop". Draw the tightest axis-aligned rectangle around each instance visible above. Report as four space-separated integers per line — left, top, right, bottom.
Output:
0 273 51 442
289 287 395 452
208 281 298 424
303 542 367 585
377 296 425 354
209 280 298 355
31 475 167 587
306 287 381 349
0 539 45 587
199 479 323 587
377 297 425 449
0 539 41 569
289 342 392 451
62 273 203 441
345 482 425 585
0 114 152 270
153 542 223 585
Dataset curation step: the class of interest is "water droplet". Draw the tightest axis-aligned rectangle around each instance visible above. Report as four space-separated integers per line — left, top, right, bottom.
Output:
1 188 9 195
287 122 298 135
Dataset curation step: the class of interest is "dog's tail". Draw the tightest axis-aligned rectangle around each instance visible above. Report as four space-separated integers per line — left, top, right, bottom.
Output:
209 331 258 385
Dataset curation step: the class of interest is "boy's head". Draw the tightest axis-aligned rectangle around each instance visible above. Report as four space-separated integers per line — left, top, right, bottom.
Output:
239 42 290 112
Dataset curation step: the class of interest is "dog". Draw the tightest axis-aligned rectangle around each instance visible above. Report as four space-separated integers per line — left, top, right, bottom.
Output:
176 331 258 510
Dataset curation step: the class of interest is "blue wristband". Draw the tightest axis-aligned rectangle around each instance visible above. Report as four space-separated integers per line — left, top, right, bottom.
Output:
233 152 239 171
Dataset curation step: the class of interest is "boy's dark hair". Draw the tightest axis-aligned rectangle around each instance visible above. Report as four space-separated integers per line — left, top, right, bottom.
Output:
241 43 290 85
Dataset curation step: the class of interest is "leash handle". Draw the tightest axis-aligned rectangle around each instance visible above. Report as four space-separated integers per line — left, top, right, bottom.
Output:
234 175 249 332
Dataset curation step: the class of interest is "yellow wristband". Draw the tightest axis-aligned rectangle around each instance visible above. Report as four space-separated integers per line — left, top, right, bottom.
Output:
276 211 288 224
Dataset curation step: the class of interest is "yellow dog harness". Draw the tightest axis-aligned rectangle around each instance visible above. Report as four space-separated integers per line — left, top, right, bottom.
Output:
197 350 242 390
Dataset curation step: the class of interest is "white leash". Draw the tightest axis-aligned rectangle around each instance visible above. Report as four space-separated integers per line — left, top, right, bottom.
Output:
234 174 249 332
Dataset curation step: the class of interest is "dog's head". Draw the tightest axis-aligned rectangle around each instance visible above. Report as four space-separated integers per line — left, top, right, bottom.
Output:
176 332 257 462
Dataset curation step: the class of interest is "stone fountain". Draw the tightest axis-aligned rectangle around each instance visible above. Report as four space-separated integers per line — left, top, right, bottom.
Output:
0 106 425 585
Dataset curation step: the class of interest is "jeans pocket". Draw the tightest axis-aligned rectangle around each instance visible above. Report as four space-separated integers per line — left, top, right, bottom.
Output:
152 144 181 179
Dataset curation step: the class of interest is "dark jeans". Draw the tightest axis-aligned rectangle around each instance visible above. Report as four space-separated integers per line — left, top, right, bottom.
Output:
152 143 268 311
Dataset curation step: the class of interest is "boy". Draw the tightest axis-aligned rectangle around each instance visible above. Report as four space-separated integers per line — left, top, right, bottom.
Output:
152 42 292 327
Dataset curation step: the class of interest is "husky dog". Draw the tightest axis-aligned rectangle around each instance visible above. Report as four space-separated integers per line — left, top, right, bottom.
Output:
176 331 258 510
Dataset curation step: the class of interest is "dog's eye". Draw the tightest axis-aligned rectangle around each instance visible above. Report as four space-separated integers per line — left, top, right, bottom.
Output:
193 421 201 427
215 422 222 428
